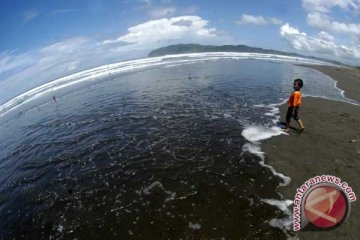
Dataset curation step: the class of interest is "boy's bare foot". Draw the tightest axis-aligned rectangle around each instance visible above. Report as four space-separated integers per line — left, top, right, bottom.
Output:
299 127 304 134
283 128 290 132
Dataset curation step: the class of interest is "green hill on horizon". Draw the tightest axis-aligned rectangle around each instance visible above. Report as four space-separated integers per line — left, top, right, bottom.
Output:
148 44 345 66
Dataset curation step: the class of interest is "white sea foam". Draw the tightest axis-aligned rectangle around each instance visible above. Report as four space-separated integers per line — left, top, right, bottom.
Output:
241 125 284 142
141 181 176 203
242 143 291 187
242 100 292 187
241 99 298 238
262 199 293 212
188 222 202 230
264 105 280 117
261 199 297 240
253 104 266 108
0 52 330 118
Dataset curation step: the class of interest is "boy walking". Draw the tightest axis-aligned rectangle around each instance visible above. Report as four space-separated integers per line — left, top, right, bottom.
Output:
284 79 305 133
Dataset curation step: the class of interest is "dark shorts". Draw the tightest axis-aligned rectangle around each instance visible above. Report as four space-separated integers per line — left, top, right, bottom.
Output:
286 106 300 122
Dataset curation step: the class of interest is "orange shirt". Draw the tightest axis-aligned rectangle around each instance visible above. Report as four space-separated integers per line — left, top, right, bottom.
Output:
288 91 302 107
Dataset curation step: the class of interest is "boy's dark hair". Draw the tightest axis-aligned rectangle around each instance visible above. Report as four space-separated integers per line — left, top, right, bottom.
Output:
294 78 303 88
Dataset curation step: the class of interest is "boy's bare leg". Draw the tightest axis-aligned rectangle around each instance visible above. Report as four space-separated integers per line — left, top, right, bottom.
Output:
284 122 290 132
297 119 304 133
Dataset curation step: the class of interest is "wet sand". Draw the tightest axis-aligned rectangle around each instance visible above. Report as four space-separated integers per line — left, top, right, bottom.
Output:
262 65 360 240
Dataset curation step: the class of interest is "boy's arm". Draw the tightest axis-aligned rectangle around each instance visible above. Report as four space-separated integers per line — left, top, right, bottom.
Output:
289 92 295 107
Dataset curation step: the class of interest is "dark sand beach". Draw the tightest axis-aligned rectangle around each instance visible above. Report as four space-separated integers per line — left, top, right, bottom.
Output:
263 65 360 239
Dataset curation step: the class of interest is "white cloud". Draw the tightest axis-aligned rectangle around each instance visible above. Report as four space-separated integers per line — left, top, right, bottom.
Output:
103 16 226 46
0 51 35 75
301 0 360 38
280 23 307 37
280 23 312 51
236 14 283 26
307 12 360 37
301 0 359 13
269 18 283 25
300 1 360 65
318 31 335 42
0 16 229 104
0 38 90 84
0 37 136 103
280 23 360 64
40 37 89 54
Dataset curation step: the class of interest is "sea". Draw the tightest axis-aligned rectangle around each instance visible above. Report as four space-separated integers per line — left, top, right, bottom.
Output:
0 53 357 239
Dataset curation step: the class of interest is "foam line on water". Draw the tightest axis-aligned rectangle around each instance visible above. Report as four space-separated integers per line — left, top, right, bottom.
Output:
303 93 360 106
242 143 291 187
242 99 298 238
241 105 291 189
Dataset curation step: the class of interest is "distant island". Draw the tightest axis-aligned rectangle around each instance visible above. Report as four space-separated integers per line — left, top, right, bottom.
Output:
148 44 345 66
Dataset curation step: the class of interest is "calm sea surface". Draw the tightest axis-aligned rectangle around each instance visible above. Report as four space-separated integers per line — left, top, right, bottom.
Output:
0 58 351 239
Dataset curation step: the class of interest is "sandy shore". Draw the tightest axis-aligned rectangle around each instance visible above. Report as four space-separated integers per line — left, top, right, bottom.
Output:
262 65 360 240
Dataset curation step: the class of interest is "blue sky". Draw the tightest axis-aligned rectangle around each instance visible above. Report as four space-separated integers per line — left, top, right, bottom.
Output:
1 0 360 103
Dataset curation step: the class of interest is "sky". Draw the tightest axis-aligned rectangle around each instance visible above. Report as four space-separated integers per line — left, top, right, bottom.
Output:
1 0 360 104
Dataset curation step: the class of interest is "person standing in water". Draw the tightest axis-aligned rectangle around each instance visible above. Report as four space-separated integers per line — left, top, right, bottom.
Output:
284 78 305 133
52 95 57 103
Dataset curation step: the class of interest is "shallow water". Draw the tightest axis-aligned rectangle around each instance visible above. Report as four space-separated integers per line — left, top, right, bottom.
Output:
0 57 352 239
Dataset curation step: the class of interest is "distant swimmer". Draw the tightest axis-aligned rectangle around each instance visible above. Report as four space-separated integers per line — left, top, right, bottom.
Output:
188 73 199 80
52 95 57 103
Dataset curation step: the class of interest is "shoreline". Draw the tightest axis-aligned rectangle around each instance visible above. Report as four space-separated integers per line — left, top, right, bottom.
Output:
297 65 360 102
263 65 360 239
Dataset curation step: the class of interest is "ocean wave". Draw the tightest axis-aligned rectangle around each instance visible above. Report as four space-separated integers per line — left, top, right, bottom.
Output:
0 52 330 118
